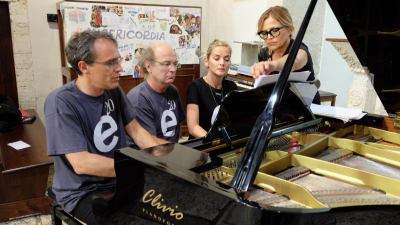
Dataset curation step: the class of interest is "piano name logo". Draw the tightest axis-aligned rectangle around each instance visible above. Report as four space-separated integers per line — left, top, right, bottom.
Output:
142 189 184 222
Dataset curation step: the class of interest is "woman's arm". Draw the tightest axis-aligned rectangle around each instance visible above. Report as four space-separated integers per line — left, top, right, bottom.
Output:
186 103 207 138
250 49 308 79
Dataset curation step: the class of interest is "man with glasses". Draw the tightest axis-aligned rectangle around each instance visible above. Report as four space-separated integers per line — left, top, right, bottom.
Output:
44 30 166 224
127 43 184 143
250 6 320 104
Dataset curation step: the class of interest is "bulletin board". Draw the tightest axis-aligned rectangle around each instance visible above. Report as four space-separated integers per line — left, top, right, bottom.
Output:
59 1 201 77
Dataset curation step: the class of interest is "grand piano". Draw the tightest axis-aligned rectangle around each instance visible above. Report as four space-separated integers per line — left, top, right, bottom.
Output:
108 0 400 224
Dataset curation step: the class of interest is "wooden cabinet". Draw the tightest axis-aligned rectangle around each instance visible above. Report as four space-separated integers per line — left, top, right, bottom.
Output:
0 110 52 221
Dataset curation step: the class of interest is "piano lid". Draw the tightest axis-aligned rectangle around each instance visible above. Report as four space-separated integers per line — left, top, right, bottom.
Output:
327 0 400 113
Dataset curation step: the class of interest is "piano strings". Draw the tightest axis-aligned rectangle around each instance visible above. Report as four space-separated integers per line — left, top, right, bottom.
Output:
314 147 400 180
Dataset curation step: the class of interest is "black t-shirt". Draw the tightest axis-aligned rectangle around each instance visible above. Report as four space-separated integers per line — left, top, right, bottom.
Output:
187 77 237 135
258 39 320 103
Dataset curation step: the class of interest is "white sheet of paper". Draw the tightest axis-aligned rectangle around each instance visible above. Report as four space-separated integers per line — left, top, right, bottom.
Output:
253 71 311 88
310 104 367 122
7 140 31 150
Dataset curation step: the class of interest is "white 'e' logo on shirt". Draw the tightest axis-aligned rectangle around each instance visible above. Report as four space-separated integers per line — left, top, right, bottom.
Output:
94 98 119 152
94 115 119 152
161 100 177 137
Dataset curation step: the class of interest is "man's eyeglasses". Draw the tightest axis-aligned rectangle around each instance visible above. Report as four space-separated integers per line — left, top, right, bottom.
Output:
92 56 122 67
257 26 286 39
153 60 181 69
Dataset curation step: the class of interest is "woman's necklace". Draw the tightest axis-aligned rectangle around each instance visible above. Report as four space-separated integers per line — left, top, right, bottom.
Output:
204 76 223 107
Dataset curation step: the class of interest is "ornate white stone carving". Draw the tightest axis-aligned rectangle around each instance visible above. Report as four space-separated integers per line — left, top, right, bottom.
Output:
328 40 387 116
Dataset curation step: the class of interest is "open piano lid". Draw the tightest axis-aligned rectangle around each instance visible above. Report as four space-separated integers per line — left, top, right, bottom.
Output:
328 0 400 113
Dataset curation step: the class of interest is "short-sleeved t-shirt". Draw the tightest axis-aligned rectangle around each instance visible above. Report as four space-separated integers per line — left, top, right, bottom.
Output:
44 81 135 213
187 77 237 135
126 81 184 142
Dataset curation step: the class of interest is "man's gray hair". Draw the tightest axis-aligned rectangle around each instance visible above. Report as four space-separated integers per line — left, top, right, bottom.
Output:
138 46 155 75
65 30 117 75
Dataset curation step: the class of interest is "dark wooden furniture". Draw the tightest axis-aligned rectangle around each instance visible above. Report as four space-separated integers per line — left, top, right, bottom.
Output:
319 90 337 106
0 2 19 105
0 110 53 221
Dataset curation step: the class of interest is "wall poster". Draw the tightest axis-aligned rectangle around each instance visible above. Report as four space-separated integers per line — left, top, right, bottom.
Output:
60 1 201 77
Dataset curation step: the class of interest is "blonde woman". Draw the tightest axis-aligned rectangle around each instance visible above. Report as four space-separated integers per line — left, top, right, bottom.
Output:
186 39 237 138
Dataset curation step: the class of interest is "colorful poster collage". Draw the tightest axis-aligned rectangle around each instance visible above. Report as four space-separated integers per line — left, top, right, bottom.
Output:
61 2 201 77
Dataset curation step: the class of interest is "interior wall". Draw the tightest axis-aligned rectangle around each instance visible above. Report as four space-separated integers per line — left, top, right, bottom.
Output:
3 0 36 109
284 0 326 76
318 5 351 107
17 0 337 120
10 0 387 122
209 0 283 66
27 0 62 121
24 0 209 121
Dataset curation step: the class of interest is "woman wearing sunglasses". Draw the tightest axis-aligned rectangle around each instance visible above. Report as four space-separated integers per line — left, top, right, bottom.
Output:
250 6 320 103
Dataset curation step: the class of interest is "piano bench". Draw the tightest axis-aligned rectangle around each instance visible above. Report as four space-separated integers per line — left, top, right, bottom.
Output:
51 204 85 225
47 188 85 225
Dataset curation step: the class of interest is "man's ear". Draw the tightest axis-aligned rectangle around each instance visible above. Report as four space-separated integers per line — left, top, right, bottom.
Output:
78 61 89 74
145 61 152 73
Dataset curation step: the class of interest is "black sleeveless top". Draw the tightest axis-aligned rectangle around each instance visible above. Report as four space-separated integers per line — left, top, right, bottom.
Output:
258 39 320 103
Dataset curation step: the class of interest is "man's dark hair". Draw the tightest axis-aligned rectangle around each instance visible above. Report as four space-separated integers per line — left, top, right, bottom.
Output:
65 30 117 74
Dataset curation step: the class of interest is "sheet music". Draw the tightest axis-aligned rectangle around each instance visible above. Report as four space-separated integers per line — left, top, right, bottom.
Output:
310 104 367 122
253 71 311 88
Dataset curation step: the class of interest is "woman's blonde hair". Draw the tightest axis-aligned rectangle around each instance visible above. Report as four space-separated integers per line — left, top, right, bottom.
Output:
256 6 294 34
204 39 232 60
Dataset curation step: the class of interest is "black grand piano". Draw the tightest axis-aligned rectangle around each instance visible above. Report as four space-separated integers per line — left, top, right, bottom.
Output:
108 0 400 224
